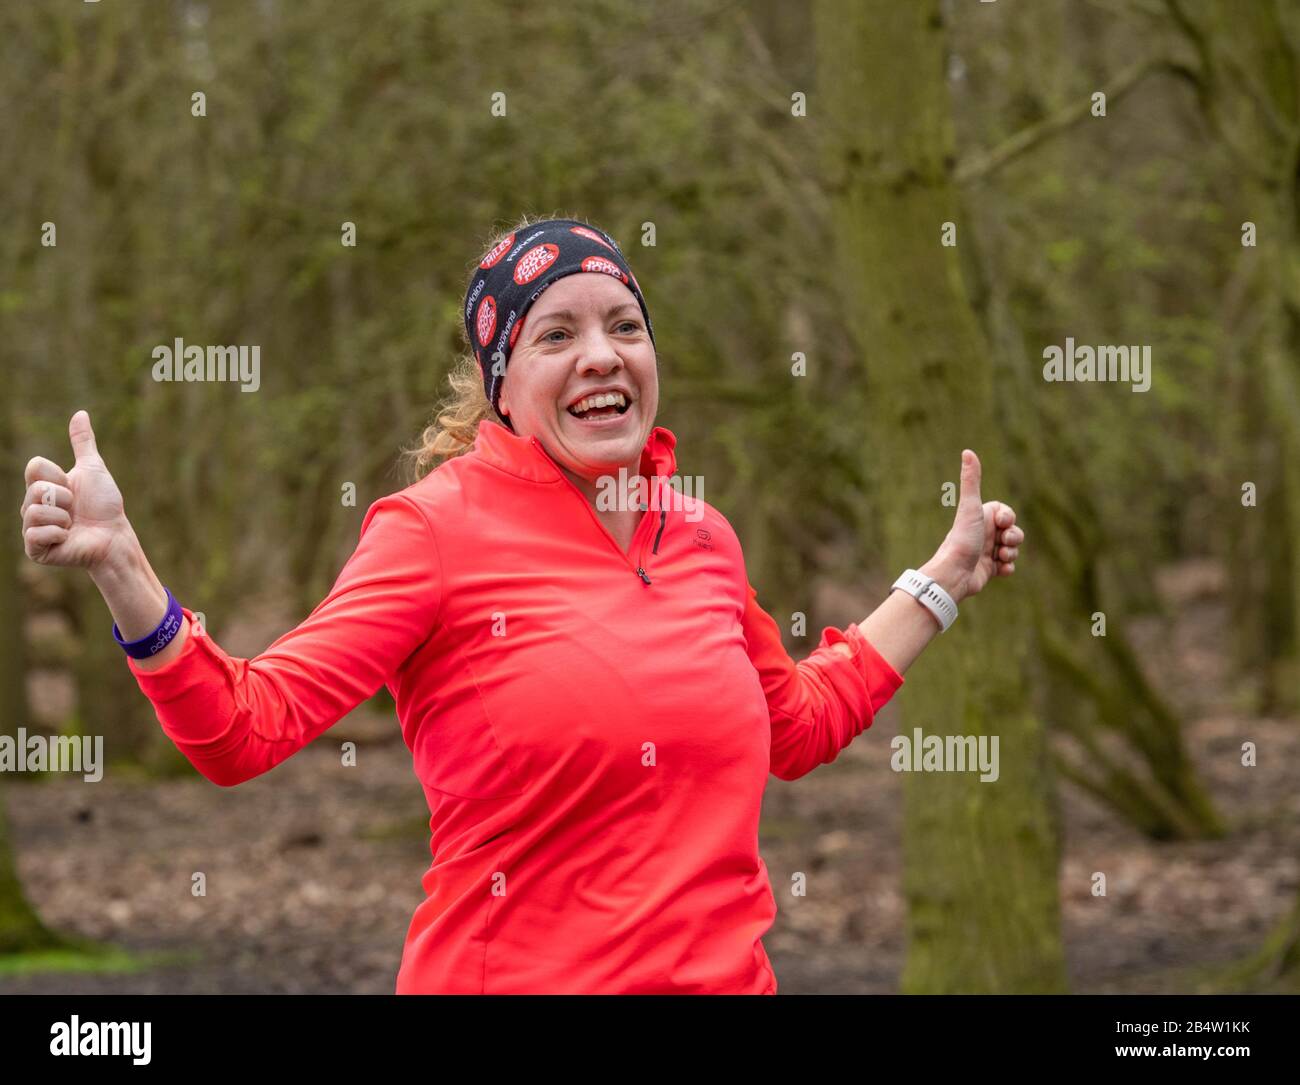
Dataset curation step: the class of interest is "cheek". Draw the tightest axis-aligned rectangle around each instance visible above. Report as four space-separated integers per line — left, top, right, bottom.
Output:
504 359 564 418
527 376 571 422
637 365 659 405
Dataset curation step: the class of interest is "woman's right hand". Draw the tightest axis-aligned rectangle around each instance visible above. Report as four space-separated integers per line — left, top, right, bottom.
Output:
21 410 131 570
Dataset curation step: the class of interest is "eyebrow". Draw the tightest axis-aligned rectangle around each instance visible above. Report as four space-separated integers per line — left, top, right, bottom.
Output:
533 303 641 324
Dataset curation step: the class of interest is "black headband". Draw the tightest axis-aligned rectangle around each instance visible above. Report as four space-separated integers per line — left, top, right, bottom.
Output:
463 218 655 429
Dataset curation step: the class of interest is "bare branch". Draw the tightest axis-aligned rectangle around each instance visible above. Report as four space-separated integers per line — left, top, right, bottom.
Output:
955 57 1196 186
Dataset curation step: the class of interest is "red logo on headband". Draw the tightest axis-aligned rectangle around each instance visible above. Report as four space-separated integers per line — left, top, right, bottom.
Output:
581 255 628 284
509 319 523 349
480 234 515 269
514 244 560 284
570 226 617 253
476 295 497 346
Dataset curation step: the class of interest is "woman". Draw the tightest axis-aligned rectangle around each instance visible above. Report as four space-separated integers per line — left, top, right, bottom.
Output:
18 215 1023 994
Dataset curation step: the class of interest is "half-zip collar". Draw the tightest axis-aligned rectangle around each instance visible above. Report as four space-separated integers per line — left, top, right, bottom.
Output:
470 419 679 585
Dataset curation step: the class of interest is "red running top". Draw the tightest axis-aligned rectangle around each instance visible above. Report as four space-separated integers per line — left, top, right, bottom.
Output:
128 419 904 993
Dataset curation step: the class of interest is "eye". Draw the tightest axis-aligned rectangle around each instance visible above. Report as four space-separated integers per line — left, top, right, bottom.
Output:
616 320 640 334
543 328 567 343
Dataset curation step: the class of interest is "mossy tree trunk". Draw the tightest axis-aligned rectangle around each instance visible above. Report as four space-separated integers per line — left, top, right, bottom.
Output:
0 386 66 955
813 0 1067 992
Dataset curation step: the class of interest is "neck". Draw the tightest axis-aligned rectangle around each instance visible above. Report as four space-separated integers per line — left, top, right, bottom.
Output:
561 462 645 554
560 462 642 511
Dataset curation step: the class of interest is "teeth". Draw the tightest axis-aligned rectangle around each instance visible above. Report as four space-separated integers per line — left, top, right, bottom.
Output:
570 391 627 414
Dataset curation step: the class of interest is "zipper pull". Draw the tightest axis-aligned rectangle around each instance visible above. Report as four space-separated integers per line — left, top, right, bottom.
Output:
636 567 652 585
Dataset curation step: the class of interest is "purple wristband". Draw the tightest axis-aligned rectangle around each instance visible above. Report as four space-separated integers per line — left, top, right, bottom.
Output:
113 587 184 660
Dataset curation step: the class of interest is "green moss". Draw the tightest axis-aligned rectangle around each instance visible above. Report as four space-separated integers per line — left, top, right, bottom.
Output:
0 940 198 977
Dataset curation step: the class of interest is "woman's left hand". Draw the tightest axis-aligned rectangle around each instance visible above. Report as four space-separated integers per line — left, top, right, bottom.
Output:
923 449 1023 604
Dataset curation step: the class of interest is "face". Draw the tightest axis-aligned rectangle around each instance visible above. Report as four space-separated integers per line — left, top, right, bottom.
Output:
497 271 658 485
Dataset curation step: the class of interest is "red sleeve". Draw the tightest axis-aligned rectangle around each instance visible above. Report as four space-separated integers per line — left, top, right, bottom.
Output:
125 494 442 787
740 581 904 782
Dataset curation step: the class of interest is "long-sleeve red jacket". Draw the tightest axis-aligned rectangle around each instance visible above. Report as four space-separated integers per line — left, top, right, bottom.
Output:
126 419 904 994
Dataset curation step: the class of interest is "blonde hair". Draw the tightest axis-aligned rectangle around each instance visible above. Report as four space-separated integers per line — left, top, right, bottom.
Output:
401 210 589 484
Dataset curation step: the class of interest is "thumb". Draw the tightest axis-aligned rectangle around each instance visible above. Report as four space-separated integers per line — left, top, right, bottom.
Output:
959 449 982 505
68 409 101 464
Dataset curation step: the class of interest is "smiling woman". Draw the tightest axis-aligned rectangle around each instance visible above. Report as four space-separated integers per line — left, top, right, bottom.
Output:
495 274 659 552
19 212 1023 996
403 214 658 482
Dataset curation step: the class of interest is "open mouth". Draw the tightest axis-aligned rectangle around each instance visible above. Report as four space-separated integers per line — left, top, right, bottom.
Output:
566 391 631 423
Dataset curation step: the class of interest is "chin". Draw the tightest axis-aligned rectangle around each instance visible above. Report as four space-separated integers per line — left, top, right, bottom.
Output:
564 431 644 470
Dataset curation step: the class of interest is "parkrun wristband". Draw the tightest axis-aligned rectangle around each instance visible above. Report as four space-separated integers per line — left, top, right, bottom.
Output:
113 587 184 659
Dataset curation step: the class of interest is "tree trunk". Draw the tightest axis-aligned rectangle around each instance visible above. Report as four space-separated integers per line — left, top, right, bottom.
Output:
814 0 1067 992
0 389 65 955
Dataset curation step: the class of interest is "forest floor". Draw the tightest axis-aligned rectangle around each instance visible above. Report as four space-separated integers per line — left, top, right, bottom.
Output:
1 557 1296 994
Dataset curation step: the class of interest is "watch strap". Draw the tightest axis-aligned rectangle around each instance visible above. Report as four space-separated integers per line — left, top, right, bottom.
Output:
890 568 958 632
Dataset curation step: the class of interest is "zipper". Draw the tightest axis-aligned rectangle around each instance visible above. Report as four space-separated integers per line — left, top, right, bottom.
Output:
636 477 670 583
535 437 665 586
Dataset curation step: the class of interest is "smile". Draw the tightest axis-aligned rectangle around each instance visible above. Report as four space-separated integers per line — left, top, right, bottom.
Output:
566 390 631 423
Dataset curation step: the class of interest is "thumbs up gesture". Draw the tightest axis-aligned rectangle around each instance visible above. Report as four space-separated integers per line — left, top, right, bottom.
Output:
20 410 130 569
925 449 1024 603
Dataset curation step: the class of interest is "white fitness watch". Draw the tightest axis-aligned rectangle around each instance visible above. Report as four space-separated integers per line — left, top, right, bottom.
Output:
890 568 959 633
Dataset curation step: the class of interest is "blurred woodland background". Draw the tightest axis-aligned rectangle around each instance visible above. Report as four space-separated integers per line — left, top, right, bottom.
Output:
1 0 1298 994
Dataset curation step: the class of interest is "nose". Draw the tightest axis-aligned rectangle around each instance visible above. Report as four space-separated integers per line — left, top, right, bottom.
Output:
575 327 624 376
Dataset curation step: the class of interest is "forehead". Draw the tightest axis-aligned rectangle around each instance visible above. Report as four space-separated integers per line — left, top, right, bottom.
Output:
528 272 636 317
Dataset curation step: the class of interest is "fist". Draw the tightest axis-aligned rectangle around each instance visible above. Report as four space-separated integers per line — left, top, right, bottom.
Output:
20 410 130 569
